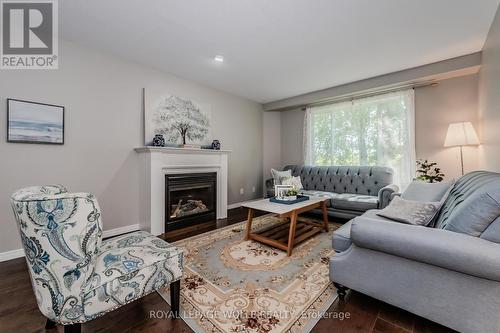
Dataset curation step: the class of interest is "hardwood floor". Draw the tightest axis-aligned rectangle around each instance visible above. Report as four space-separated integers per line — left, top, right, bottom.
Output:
0 207 455 333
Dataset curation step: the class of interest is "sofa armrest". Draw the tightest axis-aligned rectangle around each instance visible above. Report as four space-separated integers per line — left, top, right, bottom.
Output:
390 192 401 201
265 178 275 198
378 184 399 208
351 217 500 281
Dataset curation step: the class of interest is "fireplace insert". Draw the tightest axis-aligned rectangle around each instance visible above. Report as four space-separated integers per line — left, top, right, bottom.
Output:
165 173 217 231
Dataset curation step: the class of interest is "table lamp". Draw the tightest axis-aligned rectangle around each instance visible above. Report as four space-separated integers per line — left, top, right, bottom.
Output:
444 122 480 175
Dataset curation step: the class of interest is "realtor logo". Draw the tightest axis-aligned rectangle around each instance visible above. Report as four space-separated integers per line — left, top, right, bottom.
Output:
1 0 58 69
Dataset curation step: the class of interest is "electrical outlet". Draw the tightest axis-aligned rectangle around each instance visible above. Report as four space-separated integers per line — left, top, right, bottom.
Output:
252 186 256 193
240 188 244 195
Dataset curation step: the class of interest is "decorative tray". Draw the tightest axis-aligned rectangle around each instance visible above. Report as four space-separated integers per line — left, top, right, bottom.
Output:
269 195 310 205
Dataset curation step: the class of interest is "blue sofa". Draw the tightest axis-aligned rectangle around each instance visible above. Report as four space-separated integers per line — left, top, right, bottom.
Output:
266 165 398 219
330 171 500 333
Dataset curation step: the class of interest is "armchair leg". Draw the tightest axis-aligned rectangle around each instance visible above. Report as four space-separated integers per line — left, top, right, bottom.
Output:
333 282 349 301
45 318 56 329
64 323 81 333
170 279 181 318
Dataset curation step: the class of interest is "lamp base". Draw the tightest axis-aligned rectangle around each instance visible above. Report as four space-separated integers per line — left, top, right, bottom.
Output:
460 145 464 176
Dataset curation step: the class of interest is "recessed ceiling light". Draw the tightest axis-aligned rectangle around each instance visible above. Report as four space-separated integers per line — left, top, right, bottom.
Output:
214 55 224 63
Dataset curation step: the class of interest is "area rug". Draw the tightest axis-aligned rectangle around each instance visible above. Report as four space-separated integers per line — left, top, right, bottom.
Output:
159 215 340 333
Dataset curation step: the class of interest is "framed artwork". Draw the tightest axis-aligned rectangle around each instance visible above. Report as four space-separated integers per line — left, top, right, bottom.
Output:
7 99 64 144
143 88 211 146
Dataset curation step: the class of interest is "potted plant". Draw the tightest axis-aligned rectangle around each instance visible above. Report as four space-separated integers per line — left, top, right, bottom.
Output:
416 159 445 183
286 188 299 200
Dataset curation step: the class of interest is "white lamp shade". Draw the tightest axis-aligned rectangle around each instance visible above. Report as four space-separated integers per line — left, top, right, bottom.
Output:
444 122 480 147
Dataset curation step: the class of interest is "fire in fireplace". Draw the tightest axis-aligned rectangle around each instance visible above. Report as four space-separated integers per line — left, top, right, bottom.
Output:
165 173 217 231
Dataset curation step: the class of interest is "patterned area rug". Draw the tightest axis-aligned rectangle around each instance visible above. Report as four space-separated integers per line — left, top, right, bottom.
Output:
159 214 340 333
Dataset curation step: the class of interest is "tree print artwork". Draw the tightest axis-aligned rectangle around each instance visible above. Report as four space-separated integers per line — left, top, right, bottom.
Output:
144 90 211 146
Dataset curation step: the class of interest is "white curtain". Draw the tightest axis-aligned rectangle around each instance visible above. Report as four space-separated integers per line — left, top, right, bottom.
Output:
303 89 416 190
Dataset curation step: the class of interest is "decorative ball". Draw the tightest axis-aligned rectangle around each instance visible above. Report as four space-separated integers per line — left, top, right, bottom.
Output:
211 139 221 150
152 134 165 147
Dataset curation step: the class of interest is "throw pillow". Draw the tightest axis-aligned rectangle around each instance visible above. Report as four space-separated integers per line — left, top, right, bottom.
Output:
401 180 454 202
480 217 500 243
377 196 440 226
271 168 292 185
444 191 500 237
281 176 303 190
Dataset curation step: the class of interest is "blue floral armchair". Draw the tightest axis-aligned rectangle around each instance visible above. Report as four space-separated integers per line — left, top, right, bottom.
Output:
11 185 183 333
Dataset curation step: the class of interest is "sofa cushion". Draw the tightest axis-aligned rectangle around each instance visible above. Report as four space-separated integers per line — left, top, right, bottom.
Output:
84 252 182 319
350 217 500 281
332 220 352 252
401 180 453 202
434 171 500 229
85 231 183 294
361 209 394 222
444 191 500 237
300 190 336 207
332 193 379 211
481 216 500 243
332 209 391 252
83 231 183 319
300 190 378 211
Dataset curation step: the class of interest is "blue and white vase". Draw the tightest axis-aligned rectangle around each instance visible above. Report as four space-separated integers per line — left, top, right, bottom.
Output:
211 139 221 150
152 134 165 147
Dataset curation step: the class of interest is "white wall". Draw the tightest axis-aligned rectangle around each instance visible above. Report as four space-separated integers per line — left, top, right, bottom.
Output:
0 40 263 253
479 4 500 171
272 74 479 181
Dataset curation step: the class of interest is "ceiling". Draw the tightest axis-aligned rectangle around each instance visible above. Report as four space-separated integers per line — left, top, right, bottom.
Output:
59 0 500 104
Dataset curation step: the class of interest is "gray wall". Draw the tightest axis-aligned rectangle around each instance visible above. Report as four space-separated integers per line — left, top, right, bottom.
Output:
415 74 479 179
262 111 281 184
479 4 500 171
0 40 263 253
274 74 479 181
280 108 305 166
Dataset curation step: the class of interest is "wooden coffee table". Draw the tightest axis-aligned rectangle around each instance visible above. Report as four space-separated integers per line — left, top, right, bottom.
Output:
242 197 329 256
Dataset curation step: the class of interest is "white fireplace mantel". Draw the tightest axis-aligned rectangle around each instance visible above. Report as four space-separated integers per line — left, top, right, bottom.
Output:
135 146 230 235
134 146 232 154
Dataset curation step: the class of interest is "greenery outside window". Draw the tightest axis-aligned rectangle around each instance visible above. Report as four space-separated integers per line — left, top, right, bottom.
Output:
304 89 416 189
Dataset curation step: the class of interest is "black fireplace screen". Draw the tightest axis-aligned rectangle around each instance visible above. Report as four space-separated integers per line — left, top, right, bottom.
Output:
165 173 216 231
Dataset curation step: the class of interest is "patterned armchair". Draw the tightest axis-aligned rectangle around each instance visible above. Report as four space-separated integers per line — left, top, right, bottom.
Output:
10 185 183 333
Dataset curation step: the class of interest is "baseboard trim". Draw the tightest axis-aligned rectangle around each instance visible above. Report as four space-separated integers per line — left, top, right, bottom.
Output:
0 224 142 262
0 248 24 262
102 224 141 239
227 198 265 210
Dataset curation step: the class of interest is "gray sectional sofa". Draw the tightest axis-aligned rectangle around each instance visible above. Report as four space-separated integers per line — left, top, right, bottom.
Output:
330 171 500 333
266 165 398 219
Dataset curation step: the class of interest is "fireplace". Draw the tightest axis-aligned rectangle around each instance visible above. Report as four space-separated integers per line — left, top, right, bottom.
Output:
165 173 217 231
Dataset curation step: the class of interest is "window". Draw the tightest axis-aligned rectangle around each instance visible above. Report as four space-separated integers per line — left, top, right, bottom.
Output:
304 89 415 189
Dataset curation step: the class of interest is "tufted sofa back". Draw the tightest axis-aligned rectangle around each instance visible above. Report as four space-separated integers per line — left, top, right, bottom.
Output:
11 185 103 322
284 165 393 196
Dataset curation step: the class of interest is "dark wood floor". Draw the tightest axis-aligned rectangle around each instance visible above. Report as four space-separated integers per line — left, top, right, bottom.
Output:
0 207 455 333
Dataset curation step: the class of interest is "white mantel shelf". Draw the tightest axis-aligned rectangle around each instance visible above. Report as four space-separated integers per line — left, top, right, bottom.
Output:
134 146 231 154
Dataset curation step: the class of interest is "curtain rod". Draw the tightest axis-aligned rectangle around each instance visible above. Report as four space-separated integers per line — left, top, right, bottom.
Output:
301 81 438 110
